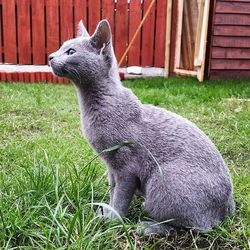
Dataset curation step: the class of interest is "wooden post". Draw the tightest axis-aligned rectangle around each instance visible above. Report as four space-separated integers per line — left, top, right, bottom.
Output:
164 0 173 76
174 0 184 70
196 0 210 82
194 0 205 67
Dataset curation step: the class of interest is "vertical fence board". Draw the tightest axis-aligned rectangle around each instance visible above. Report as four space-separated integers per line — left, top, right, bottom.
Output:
35 72 40 82
23 72 29 82
32 0 46 65
74 0 87 36
46 72 52 82
12 73 18 82
41 72 46 82
0 73 6 81
154 0 167 67
46 0 59 60
2 0 17 63
141 0 156 66
6 73 13 82
30 72 35 82
18 72 24 82
102 0 115 46
128 1 142 66
88 0 101 34
60 0 73 43
115 0 128 66
17 0 32 64
0 4 2 62
169 0 178 75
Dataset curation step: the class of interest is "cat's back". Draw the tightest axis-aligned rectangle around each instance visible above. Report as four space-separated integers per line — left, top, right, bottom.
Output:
139 104 228 174
140 103 207 143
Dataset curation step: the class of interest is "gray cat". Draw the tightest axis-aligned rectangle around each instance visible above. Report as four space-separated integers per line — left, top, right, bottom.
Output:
49 20 235 235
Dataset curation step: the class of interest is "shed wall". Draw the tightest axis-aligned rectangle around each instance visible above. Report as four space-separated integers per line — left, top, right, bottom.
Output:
209 0 250 80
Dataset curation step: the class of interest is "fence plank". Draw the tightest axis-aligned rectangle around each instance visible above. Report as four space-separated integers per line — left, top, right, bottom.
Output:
18 72 24 82
32 0 46 65
0 5 2 62
24 73 30 82
6 73 13 82
46 72 53 82
154 0 167 67
12 73 18 82
2 0 17 63
60 0 73 43
169 0 178 74
0 73 6 81
102 0 115 46
41 72 47 82
141 0 156 66
46 0 60 59
29 72 35 82
115 0 128 66
17 0 32 64
88 0 101 34
128 1 141 66
74 0 87 36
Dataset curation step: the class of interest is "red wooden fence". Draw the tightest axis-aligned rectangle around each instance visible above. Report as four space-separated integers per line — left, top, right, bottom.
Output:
0 0 167 71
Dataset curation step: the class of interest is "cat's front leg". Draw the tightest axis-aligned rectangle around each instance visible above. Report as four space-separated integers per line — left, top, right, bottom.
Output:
104 170 137 220
108 170 115 207
100 170 115 217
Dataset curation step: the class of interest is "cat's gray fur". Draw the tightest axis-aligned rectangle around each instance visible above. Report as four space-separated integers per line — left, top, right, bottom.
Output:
49 20 235 233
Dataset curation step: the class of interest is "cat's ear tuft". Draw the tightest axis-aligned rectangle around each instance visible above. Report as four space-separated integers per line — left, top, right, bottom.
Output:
77 20 89 38
90 19 112 52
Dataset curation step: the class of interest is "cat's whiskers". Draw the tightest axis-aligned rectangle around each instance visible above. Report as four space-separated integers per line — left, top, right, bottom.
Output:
70 67 81 84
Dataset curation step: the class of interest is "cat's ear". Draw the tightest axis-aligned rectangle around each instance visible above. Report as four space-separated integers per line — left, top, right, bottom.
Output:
90 19 112 53
77 20 89 38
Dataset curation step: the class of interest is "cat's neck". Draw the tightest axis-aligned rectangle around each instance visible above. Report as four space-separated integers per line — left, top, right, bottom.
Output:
75 76 122 115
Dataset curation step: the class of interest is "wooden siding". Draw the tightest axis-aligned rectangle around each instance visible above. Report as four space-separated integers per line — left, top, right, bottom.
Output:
209 0 250 80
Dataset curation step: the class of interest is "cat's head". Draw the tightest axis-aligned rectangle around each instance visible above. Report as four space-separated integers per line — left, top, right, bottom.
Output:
49 20 117 85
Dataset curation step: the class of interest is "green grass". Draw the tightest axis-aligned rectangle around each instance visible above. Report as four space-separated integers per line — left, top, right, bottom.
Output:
0 77 249 249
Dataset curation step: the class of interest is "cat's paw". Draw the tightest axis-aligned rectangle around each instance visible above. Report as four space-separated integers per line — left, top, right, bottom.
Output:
137 221 175 237
96 206 121 222
104 210 121 221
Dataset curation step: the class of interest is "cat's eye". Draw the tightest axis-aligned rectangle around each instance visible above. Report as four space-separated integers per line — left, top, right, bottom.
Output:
66 49 76 55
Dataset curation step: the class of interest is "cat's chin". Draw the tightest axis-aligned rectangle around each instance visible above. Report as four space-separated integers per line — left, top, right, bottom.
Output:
51 66 67 78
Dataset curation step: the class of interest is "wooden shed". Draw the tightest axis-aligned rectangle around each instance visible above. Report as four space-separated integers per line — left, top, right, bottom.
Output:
207 0 250 80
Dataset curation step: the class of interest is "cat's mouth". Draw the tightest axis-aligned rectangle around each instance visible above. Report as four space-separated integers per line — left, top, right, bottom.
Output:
61 68 68 74
50 63 68 77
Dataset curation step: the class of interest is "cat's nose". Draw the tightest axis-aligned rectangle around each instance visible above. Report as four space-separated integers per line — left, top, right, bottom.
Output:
48 55 54 61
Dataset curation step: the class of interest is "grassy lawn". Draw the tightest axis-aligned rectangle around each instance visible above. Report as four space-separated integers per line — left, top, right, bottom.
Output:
0 77 249 249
